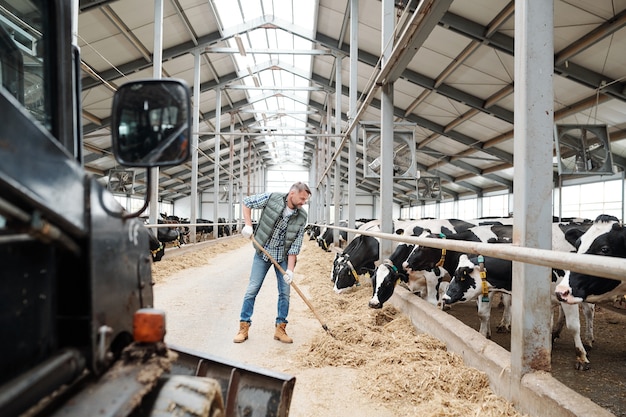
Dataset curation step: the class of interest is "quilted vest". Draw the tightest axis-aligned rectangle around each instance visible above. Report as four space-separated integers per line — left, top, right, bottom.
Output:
255 192 308 255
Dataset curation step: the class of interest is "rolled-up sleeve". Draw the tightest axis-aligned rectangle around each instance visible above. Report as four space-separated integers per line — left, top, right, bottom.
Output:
243 192 271 209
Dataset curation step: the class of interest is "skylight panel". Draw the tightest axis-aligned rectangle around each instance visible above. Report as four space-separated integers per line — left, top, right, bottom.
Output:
212 0 317 166
212 0 243 28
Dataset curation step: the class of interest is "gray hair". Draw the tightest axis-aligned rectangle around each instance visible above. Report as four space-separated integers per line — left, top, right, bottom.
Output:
290 181 311 195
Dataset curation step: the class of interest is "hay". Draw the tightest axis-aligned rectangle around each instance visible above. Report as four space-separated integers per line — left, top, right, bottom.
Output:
152 238 249 284
292 240 528 417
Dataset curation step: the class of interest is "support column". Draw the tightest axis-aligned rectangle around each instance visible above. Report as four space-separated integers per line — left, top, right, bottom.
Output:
229 114 235 228
334 55 342 245
379 0 394 260
149 0 163 228
511 0 554 383
348 0 359 242
325 97 332 225
189 50 201 243
213 88 221 239
239 135 245 231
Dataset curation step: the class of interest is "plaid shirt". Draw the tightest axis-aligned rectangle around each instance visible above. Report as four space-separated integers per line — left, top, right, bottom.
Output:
244 192 305 262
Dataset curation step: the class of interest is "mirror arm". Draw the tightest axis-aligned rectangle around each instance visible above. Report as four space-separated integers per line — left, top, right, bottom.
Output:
121 168 152 220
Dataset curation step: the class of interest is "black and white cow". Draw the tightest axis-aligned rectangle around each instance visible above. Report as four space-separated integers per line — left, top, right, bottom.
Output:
446 251 596 371
443 254 513 338
555 215 624 305
332 234 379 293
367 242 414 308
148 230 165 262
318 220 348 251
306 223 322 241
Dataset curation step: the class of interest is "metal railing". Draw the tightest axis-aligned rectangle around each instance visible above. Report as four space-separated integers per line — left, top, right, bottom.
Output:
324 224 626 283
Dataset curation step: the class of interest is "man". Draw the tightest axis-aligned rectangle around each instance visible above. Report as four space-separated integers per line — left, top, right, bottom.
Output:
234 181 311 343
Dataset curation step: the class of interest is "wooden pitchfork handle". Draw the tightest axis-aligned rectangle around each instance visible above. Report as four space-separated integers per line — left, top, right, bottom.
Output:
250 236 332 334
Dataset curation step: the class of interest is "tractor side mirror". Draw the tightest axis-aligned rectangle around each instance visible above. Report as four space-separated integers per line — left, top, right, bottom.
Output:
111 79 191 167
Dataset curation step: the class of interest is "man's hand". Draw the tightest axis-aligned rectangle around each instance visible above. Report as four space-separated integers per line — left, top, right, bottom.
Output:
283 269 294 284
241 224 254 239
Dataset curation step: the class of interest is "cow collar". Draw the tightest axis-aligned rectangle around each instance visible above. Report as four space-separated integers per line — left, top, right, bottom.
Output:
382 259 401 285
346 260 361 285
151 241 164 256
382 259 398 272
477 255 489 302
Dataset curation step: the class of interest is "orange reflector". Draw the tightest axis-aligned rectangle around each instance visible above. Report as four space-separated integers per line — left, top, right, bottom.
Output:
133 308 166 343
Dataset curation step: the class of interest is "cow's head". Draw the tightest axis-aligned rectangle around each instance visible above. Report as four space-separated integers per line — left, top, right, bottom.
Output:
556 222 626 304
368 243 415 308
330 252 345 283
403 234 443 272
443 254 479 304
555 216 622 304
368 261 407 308
333 256 364 293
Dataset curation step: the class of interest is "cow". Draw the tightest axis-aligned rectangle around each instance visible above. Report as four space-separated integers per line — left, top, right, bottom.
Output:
555 215 623 305
306 223 322 241
443 254 514 338
317 220 348 251
332 234 379 293
148 230 165 262
402 225 513 278
446 252 596 371
217 217 230 237
158 213 186 246
368 242 413 308
196 218 214 240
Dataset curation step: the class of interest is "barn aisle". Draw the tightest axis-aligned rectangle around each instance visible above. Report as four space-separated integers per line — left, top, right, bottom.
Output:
153 240 319 367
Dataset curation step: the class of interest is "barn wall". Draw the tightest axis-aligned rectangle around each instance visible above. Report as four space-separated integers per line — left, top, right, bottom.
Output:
173 194 238 220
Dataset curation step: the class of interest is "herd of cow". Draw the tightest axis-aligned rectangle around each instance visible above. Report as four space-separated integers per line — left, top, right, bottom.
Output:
147 214 238 262
306 214 626 370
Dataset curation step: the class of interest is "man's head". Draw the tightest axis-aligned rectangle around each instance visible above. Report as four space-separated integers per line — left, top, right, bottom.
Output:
287 182 311 209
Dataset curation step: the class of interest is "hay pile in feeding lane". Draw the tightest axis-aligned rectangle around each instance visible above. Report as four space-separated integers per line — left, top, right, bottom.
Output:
151 237 249 284
292 239 528 417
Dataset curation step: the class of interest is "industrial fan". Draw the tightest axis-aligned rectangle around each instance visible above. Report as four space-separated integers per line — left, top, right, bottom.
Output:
554 124 613 175
107 169 135 194
362 128 417 179
416 176 441 200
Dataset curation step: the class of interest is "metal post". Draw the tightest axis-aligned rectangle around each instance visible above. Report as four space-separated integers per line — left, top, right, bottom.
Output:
334 55 342 245
325 97 332 225
229 114 235 228
239 135 244 231
213 88 221 239
149 0 163 228
380 0 394 260
348 0 359 242
511 0 554 384
189 50 201 243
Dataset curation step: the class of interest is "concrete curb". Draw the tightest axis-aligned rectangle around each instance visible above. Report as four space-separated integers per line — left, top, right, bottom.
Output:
389 287 616 417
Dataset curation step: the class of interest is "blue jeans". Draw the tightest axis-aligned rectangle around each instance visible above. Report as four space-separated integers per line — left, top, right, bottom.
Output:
239 251 291 325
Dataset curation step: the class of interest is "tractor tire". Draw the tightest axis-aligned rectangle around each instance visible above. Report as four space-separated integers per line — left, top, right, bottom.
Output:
148 375 224 417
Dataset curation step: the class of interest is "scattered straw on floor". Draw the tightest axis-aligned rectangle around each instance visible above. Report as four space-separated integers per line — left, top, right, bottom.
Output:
151 238 249 284
292 239 528 417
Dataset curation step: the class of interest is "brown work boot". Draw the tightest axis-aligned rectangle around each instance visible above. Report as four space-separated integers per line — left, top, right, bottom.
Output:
233 321 250 343
274 323 293 343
